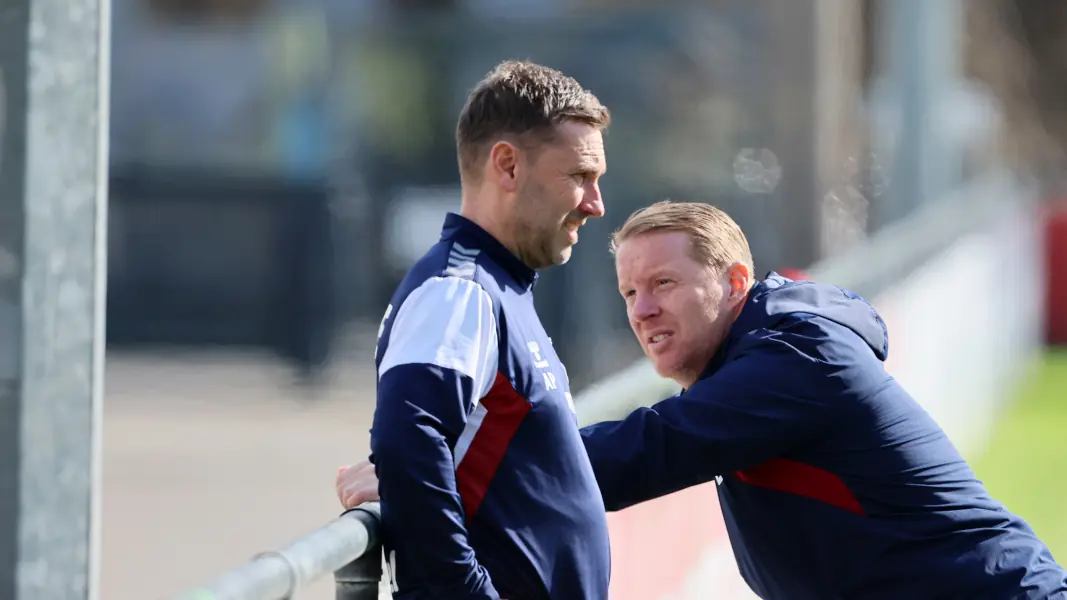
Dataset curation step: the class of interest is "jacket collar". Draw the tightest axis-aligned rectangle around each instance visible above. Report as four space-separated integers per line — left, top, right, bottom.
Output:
440 212 538 290
694 273 780 382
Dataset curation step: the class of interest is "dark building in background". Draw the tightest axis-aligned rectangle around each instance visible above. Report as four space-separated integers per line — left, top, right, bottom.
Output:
106 0 829 387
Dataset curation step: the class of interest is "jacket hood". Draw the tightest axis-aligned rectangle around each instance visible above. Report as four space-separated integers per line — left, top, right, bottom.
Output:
728 272 889 361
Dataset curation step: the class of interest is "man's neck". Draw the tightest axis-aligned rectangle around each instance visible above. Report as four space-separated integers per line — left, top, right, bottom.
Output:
679 289 753 390
728 289 751 323
459 193 521 261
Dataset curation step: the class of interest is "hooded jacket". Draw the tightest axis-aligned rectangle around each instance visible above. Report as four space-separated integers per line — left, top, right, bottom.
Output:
581 273 1067 599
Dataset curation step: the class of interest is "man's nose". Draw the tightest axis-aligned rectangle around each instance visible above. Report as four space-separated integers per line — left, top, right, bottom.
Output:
631 292 660 322
580 183 604 218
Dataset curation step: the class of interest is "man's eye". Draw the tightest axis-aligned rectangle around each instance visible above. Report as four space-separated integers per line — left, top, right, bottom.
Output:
656 279 672 286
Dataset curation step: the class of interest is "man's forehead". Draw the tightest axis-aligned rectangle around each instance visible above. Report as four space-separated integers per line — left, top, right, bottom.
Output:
554 124 604 157
569 147 606 179
578 142 605 162
617 232 695 270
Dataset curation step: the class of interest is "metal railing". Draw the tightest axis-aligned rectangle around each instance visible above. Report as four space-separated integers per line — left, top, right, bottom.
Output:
172 503 383 600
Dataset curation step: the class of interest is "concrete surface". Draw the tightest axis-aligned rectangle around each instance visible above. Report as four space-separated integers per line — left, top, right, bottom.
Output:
100 349 387 600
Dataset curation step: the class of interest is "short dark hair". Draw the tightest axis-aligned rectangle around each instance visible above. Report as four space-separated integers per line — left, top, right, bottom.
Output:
456 60 611 181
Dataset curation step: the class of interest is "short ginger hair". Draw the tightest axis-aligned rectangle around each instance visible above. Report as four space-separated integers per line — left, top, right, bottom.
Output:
610 200 755 276
455 60 611 182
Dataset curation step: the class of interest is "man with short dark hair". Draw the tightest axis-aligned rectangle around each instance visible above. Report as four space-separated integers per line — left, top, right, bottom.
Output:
346 60 612 599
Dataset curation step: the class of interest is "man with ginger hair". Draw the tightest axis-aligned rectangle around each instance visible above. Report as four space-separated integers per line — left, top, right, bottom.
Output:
581 200 1067 599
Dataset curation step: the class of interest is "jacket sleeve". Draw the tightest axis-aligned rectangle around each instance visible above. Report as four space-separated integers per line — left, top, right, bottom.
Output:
370 276 501 598
581 318 845 512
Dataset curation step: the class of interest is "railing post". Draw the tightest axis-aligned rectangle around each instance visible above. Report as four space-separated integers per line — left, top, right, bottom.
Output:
334 506 383 600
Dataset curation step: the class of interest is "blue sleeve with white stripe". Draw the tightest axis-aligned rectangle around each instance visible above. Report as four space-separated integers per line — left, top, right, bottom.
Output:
370 276 501 599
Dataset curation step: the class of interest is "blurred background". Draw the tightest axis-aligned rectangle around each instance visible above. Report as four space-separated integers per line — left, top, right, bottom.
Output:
23 0 1067 597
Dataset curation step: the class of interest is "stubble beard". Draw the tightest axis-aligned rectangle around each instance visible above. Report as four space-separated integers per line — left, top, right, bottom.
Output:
512 180 570 270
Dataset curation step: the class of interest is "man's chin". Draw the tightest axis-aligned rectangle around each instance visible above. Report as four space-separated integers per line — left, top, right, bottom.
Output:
648 356 674 378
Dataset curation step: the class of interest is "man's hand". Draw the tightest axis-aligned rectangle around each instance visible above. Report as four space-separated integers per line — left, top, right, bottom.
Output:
336 460 381 509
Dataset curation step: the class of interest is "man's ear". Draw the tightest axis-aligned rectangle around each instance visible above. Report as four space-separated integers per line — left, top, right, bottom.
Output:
726 263 751 300
488 141 521 194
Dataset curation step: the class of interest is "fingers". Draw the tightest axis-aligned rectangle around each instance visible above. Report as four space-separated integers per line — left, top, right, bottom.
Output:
336 466 349 507
336 460 378 509
341 486 372 509
342 490 362 509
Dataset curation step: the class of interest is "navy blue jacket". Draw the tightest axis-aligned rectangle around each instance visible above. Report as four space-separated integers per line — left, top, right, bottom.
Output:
582 273 1067 599
370 213 610 599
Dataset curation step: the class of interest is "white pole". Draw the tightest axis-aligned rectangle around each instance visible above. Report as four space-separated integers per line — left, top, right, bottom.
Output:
0 0 110 597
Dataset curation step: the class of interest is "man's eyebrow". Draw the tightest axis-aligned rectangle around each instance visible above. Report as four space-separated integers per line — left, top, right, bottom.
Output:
575 160 605 175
